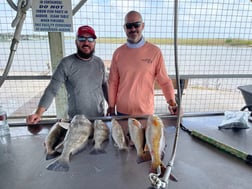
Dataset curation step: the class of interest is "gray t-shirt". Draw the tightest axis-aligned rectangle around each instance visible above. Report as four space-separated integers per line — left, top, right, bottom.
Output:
39 54 108 119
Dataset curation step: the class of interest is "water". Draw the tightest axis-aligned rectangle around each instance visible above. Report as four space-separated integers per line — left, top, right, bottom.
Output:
0 40 252 115
1 40 252 75
0 106 10 136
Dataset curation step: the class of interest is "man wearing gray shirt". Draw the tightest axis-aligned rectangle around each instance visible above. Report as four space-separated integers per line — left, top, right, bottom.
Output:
26 25 108 124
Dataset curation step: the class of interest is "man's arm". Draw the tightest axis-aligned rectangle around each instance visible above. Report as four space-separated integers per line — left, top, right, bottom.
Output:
26 106 46 124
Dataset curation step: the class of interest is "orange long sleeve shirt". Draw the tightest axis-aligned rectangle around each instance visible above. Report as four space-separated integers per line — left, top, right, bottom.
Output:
108 41 175 115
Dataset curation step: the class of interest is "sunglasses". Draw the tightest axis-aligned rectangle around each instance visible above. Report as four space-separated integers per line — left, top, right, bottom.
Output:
125 22 142 29
77 37 95 42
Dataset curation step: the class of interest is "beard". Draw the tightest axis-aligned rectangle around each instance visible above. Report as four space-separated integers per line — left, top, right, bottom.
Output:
77 48 95 59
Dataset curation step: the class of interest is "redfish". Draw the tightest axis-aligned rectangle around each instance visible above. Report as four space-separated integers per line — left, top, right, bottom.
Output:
145 115 166 174
46 115 93 172
90 119 110 154
128 118 151 163
111 119 128 150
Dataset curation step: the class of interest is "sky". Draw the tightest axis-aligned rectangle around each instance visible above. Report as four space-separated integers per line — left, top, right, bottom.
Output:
0 0 251 39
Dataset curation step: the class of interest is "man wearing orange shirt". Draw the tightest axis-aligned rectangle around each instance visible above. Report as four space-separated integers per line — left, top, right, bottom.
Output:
107 10 178 116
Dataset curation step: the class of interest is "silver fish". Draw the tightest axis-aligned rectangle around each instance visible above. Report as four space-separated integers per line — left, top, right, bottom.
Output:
111 119 128 150
46 115 93 172
90 119 110 154
145 115 166 174
44 122 67 160
128 118 151 163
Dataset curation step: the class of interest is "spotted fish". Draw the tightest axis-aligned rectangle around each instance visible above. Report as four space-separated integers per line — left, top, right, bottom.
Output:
46 115 93 172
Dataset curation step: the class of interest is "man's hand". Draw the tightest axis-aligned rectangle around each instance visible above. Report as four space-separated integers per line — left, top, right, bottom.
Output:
26 106 45 124
106 107 116 116
168 104 184 115
26 114 41 124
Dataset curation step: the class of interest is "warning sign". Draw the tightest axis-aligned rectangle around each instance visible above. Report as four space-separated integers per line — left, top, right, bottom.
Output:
32 0 73 32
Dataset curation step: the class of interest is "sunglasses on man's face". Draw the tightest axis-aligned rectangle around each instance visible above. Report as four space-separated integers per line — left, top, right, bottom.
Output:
125 22 142 29
77 37 95 42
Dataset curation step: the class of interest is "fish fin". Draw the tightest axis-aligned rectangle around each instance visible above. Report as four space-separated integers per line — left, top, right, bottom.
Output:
161 150 165 161
136 151 152 164
149 164 164 177
144 150 152 160
46 151 61 160
169 173 178 182
144 144 149 151
46 158 69 172
158 164 166 178
155 164 178 182
136 156 145 164
127 131 131 139
128 140 135 148
126 132 132 146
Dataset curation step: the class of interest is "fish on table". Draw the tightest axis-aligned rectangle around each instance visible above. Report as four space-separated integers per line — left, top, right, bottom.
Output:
111 119 128 150
145 115 166 175
128 118 151 163
90 119 110 154
46 115 93 172
44 122 68 160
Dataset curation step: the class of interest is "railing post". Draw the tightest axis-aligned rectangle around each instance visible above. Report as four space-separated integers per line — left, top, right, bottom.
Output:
48 32 68 119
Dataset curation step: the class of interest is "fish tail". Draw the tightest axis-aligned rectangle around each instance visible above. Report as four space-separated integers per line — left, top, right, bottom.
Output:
46 157 69 172
150 159 162 174
150 164 159 174
89 147 106 155
169 173 178 182
158 164 178 182
159 164 166 178
119 147 128 151
149 164 178 182
117 145 129 152
46 151 61 160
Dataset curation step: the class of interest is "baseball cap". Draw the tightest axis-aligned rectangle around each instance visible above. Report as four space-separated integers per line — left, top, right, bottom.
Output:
76 25 97 39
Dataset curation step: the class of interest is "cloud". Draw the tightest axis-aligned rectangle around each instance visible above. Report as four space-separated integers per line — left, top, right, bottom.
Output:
1 0 251 38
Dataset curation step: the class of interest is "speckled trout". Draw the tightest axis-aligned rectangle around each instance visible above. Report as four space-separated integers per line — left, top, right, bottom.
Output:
128 118 151 163
46 115 93 172
111 119 128 150
90 119 110 154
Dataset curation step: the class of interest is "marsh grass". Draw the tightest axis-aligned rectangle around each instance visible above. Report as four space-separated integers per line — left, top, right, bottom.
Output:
96 37 252 46
1 35 251 46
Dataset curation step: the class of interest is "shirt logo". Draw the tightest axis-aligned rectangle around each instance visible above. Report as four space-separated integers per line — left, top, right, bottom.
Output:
141 58 152 64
